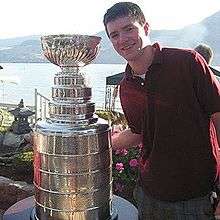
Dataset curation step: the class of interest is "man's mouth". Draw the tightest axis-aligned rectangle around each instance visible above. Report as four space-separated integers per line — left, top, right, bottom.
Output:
120 43 136 53
121 45 132 51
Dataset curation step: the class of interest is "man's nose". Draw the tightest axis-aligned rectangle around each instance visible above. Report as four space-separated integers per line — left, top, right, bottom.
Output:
119 32 128 42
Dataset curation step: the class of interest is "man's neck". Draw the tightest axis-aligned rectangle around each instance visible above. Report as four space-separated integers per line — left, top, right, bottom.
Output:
129 45 155 75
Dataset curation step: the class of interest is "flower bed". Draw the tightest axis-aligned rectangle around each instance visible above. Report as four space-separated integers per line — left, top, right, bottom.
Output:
112 145 141 205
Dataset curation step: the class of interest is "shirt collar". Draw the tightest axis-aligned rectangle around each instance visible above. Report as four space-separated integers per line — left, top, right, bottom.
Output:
152 42 163 65
125 42 163 79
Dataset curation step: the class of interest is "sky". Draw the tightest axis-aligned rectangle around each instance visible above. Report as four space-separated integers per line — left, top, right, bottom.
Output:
1 0 220 39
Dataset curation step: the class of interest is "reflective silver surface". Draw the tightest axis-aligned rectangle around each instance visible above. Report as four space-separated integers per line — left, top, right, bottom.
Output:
49 102 95 121
33 35 114 220
41 34 101 68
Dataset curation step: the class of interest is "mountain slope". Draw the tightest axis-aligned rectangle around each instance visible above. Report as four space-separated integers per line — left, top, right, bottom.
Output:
0 11 219 65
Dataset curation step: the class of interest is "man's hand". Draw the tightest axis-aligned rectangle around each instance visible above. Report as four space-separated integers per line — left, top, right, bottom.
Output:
111 128 142 151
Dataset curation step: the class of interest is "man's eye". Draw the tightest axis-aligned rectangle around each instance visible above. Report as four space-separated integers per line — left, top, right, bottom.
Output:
110 34 118 39
125 27 134 32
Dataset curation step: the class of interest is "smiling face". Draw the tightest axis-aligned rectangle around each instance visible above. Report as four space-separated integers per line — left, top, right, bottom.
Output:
106 16 149 62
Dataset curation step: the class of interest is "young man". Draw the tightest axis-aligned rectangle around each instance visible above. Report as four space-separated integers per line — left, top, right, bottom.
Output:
103 2 220 219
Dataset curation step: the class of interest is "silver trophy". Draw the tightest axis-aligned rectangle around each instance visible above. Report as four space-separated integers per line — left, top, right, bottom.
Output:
33 34 116 220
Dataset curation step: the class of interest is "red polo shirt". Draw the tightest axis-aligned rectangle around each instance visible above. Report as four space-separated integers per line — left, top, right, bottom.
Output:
119 43 220 201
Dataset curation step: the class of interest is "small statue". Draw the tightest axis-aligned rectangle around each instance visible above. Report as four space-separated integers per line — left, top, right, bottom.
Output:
9 99 35 134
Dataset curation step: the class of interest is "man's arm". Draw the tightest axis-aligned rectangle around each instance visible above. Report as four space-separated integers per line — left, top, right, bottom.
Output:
211 112 220 147
111 128 142 151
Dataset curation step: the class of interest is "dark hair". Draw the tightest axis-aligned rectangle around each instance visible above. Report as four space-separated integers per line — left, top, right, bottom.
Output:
103 2 146 36
194 43 213 64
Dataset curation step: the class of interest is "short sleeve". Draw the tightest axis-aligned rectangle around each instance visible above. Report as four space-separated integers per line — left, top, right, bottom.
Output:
191 52 220 115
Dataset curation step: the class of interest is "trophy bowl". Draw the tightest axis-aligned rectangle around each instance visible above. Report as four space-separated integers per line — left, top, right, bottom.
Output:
41 34 101 68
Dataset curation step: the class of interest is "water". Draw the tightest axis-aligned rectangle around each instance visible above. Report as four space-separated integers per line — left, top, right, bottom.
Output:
1 63 219 109
0 63 125 108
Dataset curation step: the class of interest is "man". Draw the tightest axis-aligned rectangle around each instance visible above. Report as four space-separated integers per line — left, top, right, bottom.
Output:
194 43 220 77
103 2 220 219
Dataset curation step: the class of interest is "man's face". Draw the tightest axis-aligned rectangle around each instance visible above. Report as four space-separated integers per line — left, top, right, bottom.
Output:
106 16 148 61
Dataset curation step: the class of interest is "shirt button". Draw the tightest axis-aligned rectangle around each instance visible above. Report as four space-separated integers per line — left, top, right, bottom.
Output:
141 82 144 86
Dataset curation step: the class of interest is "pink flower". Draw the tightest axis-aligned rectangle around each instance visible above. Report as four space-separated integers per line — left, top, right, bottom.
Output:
115 149 121 155
120 148 128 156
114 182 124 192
114 148 128 156
129 159 139 167
115 162 124 172
138 143 143 149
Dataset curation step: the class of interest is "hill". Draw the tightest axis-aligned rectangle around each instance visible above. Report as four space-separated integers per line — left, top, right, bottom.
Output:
0 11 219 65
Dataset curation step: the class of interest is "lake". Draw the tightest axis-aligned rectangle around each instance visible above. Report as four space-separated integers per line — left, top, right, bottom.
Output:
0 63 126 108
0 63 219 109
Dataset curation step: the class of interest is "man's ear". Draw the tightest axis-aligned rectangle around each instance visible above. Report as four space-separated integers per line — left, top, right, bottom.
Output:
143 22 150 35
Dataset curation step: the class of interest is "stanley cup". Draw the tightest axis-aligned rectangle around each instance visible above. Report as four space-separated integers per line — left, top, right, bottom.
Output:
33 35 116 220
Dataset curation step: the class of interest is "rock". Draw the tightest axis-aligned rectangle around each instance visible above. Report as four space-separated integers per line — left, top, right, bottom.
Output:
22 143 33 151
0 145 17 156
0 131 33 156
0 176 12 185
2 132 25 151
0 176 34 211
23 132 33 144
0 133 4 148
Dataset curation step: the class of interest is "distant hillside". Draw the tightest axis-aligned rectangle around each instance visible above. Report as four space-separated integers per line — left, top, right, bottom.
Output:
0 11 219 65
0 38 44 63
149 10 220 65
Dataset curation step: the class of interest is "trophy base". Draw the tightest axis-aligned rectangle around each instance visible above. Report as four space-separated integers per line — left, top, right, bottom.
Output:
30 207 118 220
3 195 137 220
